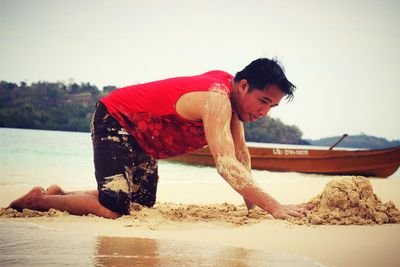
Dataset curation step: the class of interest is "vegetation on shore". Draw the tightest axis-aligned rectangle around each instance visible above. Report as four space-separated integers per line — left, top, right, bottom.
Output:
0 81 113 132
244 116 308 145
307 135 400 150
0 80 398 149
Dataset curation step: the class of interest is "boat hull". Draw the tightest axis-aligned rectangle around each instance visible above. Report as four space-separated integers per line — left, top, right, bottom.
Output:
169 145 400 178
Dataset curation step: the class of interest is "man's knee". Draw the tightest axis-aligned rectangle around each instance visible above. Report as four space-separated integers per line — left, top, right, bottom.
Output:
130 173 158 208
131 192 157 208
98 188 131 215
143 198 156 208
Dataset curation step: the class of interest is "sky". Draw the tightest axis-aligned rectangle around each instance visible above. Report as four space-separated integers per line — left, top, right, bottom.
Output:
1 0 399 140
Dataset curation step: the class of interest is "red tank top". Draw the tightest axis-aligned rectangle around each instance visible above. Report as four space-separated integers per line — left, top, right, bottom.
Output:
100 70 233 159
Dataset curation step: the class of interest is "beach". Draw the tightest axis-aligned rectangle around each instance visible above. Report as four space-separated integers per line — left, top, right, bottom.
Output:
1 128 400 266
1 176 400 267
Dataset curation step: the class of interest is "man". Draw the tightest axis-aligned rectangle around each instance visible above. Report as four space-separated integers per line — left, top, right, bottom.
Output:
9 58 312 219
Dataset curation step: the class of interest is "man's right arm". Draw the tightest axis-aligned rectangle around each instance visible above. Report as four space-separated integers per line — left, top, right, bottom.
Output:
200 92 309 219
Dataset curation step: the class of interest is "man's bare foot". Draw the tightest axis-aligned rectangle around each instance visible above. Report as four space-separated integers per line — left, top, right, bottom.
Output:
8 186 45 211
45 184 65 195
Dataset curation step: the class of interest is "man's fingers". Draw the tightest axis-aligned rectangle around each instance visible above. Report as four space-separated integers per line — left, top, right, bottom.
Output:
272 204 314 219
287 210 304 218
292 206 307 213
304 203 314 209
279 214 289 220
271 211 289 220
295 203 314 211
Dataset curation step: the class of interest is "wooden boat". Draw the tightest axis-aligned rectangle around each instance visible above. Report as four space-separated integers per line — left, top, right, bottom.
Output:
169 143 400 178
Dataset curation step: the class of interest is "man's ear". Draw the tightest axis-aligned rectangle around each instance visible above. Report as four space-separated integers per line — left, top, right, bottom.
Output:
238 79 249 95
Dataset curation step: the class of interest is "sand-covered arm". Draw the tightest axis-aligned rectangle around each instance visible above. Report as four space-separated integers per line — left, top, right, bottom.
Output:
230 112 255 210
201 92 307 218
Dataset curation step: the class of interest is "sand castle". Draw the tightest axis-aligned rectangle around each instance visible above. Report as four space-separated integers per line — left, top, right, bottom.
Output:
292 176 400 225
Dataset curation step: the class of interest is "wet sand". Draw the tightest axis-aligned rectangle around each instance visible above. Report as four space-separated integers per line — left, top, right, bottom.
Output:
0 222 321 267
1 175 400 266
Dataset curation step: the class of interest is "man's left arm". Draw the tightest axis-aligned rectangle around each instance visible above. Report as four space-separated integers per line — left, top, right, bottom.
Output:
230 113 255 210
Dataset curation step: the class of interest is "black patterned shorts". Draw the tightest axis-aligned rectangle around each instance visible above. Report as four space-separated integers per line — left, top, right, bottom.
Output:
91 102 159 215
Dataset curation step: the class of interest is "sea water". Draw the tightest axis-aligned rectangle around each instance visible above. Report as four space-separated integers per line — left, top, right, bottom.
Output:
0 127 220 187
0 127 398 188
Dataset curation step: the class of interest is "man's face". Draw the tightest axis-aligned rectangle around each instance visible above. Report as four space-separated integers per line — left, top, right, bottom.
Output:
235 82 285 122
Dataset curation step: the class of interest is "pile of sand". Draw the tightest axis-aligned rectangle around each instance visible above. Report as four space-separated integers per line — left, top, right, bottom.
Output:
0 208 70 218
1 177 399 226
291 176 400 225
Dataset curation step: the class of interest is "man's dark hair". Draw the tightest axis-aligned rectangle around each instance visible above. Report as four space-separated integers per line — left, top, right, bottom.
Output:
234 58 296 101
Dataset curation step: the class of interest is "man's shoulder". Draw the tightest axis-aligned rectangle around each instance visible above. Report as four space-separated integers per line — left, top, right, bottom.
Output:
200 70 233 79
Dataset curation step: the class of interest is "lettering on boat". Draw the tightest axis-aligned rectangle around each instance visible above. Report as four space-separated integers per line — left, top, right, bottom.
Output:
272 148 309 156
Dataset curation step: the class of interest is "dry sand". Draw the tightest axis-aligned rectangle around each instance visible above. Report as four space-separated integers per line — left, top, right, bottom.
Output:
1 175 400 267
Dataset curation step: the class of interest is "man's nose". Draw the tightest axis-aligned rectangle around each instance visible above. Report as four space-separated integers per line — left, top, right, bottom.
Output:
258 106 270 117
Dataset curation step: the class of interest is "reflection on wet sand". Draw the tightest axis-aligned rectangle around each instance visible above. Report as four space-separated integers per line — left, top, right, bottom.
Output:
0 222 323 267
94 236 321 267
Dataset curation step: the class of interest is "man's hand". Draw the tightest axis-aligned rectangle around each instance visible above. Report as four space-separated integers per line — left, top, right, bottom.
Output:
269 203 314 219
244 197 255 210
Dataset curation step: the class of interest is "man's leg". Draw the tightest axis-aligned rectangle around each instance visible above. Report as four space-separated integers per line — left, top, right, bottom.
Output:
91 103 138 216
130 151 159 208
45 184 98 196
8 102 130 219
8 186 119 219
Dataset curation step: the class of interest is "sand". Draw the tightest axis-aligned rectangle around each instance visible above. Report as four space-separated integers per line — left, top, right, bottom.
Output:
0 202 272 227
292 176 400 225
1 175 400 267
3 176 398 226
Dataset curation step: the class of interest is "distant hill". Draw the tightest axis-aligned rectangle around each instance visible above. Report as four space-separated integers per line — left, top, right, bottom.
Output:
307 134 400 149
244 116 309 145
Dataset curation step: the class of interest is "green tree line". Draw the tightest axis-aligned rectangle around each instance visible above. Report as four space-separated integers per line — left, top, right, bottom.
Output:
0 81 107 132
244 116 308 145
